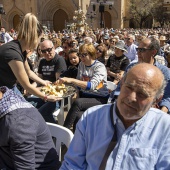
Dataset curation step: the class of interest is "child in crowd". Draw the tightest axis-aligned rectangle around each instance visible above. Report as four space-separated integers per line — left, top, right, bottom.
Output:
60 48 80 78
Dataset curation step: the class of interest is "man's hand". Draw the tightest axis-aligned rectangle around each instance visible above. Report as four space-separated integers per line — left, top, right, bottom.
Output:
160 106 168 113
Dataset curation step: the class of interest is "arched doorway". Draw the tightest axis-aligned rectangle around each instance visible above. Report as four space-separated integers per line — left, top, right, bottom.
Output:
129 18 135 28
104 11 111 28
13 14 20 31
53 9 68 32
144 16 153 28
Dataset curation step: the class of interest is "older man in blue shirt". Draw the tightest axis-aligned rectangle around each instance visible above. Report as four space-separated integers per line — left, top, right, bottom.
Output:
60 63 170 170
111 37 170 113
124 34 138 62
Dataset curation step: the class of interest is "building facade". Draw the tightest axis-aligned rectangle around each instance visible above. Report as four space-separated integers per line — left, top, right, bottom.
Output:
0 0 169 32
0 0 130 31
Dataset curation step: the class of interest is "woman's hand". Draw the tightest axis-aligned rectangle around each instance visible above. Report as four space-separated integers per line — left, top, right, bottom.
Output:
56 77 73 84
46 95 62 102
42 80 52 86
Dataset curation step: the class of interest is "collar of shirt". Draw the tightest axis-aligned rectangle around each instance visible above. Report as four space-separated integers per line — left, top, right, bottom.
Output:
0 86 33 119
154 59 159 66
113 102 149 132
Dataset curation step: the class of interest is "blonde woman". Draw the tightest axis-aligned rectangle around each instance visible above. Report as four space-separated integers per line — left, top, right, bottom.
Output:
0 13 58 102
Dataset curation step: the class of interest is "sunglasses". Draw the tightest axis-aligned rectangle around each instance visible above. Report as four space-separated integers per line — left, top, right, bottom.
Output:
78 53 88 58
110 40 116 43
136 48 152 53
97 49 103 53
41 47 53 53
63 46 68 49
125 38 130 40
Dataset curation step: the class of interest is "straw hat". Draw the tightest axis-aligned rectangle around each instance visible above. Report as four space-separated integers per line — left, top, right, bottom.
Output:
159 36 167 41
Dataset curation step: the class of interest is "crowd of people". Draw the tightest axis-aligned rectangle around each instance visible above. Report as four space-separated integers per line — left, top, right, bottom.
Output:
0 12 170 169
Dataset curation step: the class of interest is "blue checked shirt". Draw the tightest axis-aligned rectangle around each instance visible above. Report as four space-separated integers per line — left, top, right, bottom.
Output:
60 104 170 170
0 86 33 118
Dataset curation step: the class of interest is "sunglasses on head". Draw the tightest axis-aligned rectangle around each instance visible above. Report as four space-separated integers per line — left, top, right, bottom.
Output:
41 47 53 53
78 53 88 58
136 48 152 53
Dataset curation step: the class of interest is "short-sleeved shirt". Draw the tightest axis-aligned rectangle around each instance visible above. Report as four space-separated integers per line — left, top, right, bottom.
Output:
60 65 78 79
106 54 130 73
0 40 26 88
38 54 67 82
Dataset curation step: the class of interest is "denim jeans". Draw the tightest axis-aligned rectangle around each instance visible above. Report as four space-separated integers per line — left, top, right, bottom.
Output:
12 85 23 96
26 97 60 124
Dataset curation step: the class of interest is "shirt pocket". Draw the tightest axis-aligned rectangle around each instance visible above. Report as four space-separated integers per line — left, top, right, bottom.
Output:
126 148 157 170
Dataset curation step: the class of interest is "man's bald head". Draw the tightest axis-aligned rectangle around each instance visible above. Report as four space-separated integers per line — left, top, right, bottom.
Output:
39 39 55 61
40 39 53 48
117 63 166 123
125 63 166 99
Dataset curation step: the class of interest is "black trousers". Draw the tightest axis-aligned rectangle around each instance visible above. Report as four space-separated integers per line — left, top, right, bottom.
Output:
64 97 108 132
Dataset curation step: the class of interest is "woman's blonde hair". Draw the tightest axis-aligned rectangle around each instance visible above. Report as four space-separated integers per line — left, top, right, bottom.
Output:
52 38 61 47
17 13 43 50
79 43 96 60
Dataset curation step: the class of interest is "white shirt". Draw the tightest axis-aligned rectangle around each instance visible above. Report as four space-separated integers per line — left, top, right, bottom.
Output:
124 43 138 62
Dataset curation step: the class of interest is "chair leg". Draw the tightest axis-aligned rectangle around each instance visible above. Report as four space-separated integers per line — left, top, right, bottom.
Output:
67 95 72 111
58 99 65 125
57 95 74 125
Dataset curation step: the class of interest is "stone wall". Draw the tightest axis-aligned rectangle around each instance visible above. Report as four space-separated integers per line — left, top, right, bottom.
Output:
0 0 128 31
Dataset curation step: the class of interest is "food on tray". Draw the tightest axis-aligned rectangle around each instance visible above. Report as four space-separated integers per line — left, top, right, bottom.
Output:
40 84 67 97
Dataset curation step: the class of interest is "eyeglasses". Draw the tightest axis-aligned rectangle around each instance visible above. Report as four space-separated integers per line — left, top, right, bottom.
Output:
97 49 103 53
40 38 45 42
63 46 68 49
136 48 152 53
78 53 88 58
41 47 53 53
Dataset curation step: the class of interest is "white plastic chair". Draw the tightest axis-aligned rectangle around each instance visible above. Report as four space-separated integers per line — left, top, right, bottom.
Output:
107 81 117 91
107 81 117 104
53 108 61 118
46 122 74 161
